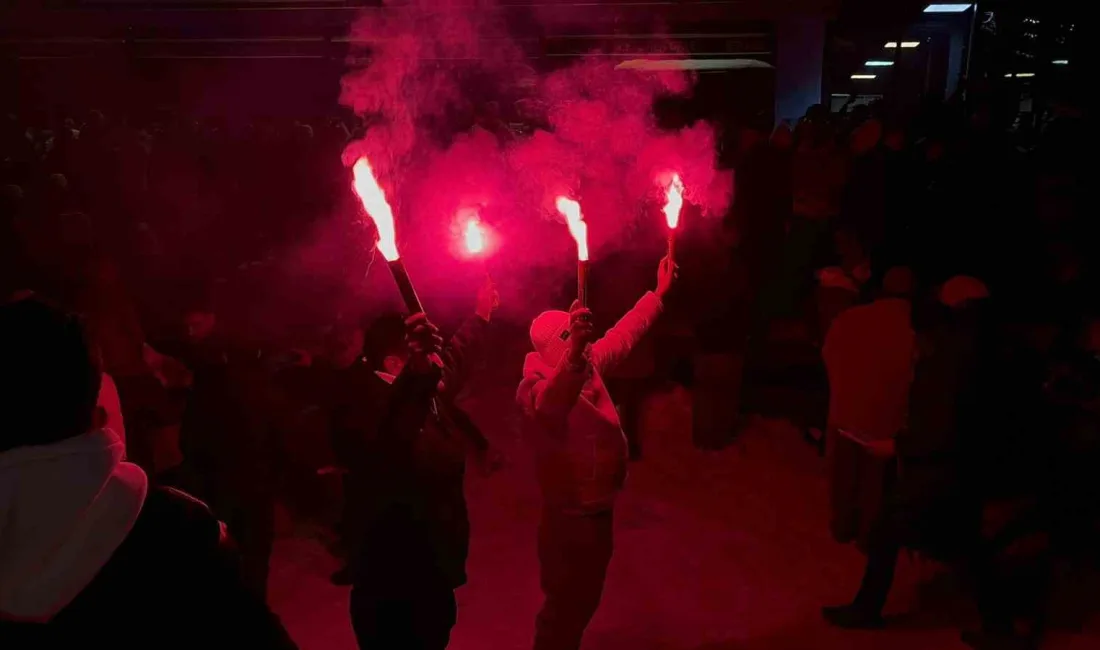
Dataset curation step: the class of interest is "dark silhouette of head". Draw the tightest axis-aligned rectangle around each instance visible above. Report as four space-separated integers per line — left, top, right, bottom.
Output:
363 312 407 374
0 296 101 453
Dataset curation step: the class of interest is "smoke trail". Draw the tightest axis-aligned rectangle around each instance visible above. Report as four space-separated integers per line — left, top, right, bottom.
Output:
339 0 733 318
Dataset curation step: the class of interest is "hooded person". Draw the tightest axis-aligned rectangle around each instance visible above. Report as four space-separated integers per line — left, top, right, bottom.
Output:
823 267 916 545
337 278 501 650
823 276 999 641
0 297 296 650
517 257 676 650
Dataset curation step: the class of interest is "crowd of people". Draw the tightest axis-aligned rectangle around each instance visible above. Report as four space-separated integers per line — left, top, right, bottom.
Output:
1 84 1096 650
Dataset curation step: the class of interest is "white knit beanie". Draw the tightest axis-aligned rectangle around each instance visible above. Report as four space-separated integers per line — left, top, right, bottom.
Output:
529 310 571 367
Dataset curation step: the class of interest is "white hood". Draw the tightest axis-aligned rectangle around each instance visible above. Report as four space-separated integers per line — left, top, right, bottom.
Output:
0 428 147 621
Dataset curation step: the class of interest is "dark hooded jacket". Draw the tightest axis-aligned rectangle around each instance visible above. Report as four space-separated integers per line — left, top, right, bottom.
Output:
333 316 489 590
0 485 297 649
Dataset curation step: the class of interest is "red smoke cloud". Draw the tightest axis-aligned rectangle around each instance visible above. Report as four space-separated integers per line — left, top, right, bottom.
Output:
339 0 733 315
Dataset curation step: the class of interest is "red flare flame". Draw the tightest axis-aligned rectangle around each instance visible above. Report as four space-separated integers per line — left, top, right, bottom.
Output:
351 157 400 261
555 196 588 262
464 215 486 255
663 173 684 230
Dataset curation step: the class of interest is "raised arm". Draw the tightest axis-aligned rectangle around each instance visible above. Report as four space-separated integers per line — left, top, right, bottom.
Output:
377 313 444 450
589 257 675 376
438 276 498 400
517 301 595 420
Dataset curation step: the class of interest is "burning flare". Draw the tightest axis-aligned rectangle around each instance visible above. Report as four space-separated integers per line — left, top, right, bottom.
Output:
352 157 399 261
663 173 684 230
464 215 486 255
555 196 589 262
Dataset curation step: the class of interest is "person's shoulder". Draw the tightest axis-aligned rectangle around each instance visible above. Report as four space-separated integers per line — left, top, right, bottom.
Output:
828 301 871 332
521 351 550 377
134 486 223 549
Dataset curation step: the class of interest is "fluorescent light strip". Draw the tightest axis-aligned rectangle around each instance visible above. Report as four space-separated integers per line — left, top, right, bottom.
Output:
1016 72 1035 78
924 4 973 13
865 60 894 67
1052 59 1069 65
615 58 774 71
901 41 921 48
851 74 877 80
885 41 898 48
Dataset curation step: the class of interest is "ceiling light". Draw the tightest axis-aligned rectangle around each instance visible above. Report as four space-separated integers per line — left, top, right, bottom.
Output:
885 41 898 48
901 41 921 48
1016 72 1035 78
615 58 774 71
1052 59 1069 65
924 4 973 13
865 60 894 67
851 74 877 80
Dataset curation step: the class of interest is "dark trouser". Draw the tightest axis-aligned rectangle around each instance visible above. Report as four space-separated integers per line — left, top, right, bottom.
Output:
338 473 369 567
851 487 990 618
535 508 614 650
350 579 457 650
851 507 905 614
828 432 894 547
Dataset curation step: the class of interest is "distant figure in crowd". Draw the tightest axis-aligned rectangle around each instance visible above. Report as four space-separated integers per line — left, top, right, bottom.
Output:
823 267 915 545
815 229 872 341
176 302 283 599
0 296 296 649
81 257 176 473
517 257 676 650
339 279 500 650
823 276 1000 639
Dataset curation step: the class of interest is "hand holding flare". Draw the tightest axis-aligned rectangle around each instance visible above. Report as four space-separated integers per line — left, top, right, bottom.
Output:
555 197 589 306
663 174 684 263
351 157 424 315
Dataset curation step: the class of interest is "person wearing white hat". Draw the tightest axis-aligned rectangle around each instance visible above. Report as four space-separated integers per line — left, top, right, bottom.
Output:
517 257 676 650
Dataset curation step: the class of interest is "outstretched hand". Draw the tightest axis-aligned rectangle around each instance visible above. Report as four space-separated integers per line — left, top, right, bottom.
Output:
404 312 443 372
567 299 595 363
656 255 679 298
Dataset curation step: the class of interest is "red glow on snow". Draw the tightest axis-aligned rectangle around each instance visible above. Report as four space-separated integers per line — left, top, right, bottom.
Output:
464 214 486 255
351 157 400 261
664 173 684 230
556 197 588 262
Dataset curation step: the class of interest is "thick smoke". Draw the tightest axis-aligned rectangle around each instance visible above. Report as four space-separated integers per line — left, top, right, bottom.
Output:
339 0 732 321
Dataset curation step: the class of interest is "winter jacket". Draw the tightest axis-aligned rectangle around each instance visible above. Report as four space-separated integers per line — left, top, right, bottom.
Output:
823 297 914 441
518 292 663 514
334 316 488 590
0 429 295 649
